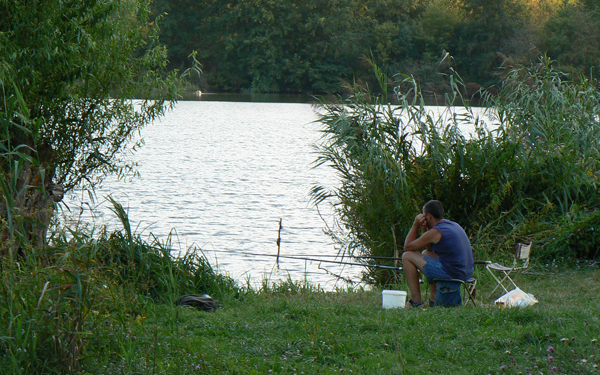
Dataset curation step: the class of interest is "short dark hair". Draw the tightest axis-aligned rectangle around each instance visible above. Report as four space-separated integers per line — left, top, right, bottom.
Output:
423 200 444 219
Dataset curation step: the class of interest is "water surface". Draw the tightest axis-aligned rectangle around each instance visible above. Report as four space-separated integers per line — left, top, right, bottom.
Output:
64 99 493 290
66 100 362 289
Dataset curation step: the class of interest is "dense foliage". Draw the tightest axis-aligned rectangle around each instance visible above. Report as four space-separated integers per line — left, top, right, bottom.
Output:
312 58 600 284
0 2 217 372
0 0 195 254
0 198 238 374
153 0 600 94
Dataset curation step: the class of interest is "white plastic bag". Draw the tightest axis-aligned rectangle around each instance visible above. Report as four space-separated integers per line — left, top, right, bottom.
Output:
495 288 538 308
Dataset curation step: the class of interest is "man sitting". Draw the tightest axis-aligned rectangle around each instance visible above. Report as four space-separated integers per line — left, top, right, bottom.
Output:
402 200 474 307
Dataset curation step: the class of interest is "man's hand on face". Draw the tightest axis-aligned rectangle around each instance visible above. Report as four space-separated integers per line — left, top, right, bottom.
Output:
414 213 426 228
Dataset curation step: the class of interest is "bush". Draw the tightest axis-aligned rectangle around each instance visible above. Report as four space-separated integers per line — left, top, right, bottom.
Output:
312 57 600 285
0 197 239 374
539 209 600 261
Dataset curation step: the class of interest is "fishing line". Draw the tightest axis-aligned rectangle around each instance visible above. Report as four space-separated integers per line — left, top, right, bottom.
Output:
200 248 403 270
199 248 488 270
200 247 404 261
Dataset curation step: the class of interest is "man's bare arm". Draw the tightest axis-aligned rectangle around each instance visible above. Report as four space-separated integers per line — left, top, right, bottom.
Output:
404 214 441 251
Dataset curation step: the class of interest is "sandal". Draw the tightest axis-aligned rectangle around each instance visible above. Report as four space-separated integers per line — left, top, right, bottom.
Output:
406 299 424 308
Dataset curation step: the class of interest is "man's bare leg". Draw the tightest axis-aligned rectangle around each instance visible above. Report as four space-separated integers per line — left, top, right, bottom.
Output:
402 251 427 304
422 249 438 303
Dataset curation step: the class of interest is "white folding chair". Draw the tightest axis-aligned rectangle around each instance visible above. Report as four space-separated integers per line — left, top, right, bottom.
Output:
486 241 532 296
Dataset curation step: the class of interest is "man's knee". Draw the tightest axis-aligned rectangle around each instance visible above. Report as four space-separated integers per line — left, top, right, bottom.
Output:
401 251 414 263
402 251 426 266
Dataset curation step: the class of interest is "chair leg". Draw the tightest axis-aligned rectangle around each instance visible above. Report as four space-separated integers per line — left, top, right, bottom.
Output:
487 267 511 296
462 280 477 307
503 272 522 291
469 281 477 306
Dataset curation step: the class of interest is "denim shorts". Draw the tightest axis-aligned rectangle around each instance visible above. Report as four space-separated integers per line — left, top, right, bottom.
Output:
423 256 452 282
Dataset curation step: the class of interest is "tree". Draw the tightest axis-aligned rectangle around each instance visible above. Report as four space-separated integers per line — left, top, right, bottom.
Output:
0 0 191 256
450 0 526 87
153 0 431 94
542 2 600 74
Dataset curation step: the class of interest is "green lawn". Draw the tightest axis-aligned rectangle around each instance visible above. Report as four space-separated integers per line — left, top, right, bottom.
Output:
82 265 600 374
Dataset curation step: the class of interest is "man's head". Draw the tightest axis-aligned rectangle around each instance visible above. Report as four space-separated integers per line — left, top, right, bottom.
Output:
422 200 444 226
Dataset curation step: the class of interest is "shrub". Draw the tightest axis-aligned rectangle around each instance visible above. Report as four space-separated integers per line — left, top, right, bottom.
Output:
0 197 239 374
312 58 600 285
53 196 240 303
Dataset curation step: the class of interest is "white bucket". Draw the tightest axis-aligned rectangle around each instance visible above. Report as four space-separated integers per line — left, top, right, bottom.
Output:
382 290 407 309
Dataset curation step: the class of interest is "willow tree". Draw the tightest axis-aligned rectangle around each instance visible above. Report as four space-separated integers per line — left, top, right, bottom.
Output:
0 0 192 256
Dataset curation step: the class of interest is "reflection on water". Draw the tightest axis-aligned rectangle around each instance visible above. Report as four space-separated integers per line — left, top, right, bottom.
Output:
184 91 486 107
64 100 363 290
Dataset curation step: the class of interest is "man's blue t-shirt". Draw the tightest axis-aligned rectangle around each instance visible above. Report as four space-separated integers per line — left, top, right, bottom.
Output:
431 219 474 280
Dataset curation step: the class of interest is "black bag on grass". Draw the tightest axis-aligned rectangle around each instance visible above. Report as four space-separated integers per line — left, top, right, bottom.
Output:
176 294 220 312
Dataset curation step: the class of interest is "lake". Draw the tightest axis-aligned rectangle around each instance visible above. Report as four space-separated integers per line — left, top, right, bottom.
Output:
64 99 364 290
63 98 493 290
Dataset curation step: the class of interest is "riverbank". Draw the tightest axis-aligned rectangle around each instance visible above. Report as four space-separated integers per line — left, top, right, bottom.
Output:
83 266 599 374
2 204 598 374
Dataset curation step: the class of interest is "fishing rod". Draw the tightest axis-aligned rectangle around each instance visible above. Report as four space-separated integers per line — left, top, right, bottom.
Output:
201 248 403 270
200 249 488 269
202 248 404 261
261 253 403 270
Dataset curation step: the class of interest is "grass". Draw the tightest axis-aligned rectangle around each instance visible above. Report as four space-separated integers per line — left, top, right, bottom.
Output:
3 207 596 375
79 264 600 375
1 200 598 375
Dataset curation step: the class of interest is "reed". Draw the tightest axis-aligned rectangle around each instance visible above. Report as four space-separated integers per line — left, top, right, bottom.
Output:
312 57 600 284
0 196 239 374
